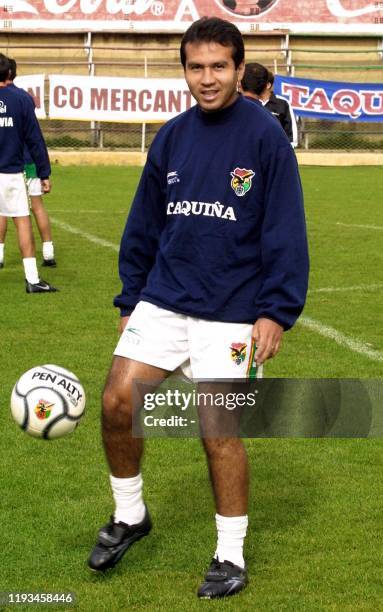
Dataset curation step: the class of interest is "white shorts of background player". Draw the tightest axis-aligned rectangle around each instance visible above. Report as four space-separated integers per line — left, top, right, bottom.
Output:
0 172 29 217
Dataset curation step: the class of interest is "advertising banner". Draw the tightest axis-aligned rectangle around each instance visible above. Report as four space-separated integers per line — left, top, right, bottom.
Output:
14 73 383 122
1 0 383 34
14 74 46 118
274 74 383 122
48 74 194 121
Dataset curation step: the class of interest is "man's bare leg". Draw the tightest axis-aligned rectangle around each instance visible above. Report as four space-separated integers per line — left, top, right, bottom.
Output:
13 215 35 258
198 382 248 516
88 355 169 572
12 216 57 292
0 215 7 266
201 437 249 516
30 196 55 264
201 430 249 569
198 385 249 595
102 355 169 476
12 216 39 284
31 195 52 243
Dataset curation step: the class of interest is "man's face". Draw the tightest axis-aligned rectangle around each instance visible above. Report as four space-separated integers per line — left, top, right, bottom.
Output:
184 41 244 113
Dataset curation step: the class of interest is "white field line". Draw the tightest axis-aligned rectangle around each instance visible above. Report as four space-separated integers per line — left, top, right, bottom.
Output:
309 283 383 294
50 217 119 252
299 316 383 363
336 222 383 231
51 217 383 363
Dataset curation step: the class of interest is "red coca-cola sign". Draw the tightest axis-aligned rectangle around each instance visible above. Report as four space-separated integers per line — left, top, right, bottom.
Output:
0 0 382 32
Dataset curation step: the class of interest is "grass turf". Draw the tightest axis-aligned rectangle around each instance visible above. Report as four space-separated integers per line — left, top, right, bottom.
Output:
0 165 382 611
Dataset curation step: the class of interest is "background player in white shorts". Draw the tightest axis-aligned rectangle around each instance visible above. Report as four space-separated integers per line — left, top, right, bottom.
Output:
0 54 57 292
88 18 309 599
25 161 56 266
0 58 56 269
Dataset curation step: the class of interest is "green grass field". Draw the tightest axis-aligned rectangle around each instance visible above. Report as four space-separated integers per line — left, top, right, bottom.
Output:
0 165 382 611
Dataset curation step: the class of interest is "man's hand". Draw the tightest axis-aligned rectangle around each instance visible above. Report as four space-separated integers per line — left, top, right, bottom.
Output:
119 315 130 335
41 179 51 193
252 318 283 365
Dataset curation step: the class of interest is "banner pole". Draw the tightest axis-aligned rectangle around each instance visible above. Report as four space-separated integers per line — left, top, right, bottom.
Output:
141 56 148 153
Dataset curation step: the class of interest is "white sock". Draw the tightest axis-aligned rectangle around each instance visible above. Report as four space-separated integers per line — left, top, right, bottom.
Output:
23 257 39 284
214 513 248 569
42 241 54 260
110 473 146 525
0 243 4 263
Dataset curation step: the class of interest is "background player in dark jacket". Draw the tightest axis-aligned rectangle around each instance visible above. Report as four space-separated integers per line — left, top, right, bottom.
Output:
0 54 56 292
0 58 56 269
241 62 298 147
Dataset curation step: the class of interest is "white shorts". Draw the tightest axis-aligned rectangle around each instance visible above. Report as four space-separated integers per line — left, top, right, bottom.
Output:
0 172 29 217
114 301 262 379
27 177 42 197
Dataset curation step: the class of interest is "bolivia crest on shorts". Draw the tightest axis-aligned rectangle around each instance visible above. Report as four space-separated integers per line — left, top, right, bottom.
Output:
230 342 247 365
35 399 54 420
230 167 255 197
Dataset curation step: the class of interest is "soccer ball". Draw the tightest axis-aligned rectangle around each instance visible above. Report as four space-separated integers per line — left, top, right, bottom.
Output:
10 364 86 439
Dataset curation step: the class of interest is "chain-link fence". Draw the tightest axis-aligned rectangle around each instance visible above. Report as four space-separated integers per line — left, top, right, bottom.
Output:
40 118 383 152
298 119 383 150
40 120 160 152
2 34 381 152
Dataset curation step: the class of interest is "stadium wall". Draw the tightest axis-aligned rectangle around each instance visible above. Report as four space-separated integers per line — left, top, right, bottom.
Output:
1 31 382 81
1 23 382 156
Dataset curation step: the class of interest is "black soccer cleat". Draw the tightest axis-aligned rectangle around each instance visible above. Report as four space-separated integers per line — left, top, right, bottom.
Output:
25 279 58 293
42 258 57 267
0 261 3 269
87 507 152 572
197 558 248 599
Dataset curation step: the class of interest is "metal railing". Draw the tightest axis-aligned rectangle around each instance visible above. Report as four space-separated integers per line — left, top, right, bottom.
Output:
1 34 382 152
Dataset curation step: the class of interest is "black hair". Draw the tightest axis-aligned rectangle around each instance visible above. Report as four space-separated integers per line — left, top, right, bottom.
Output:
0 53 11 82
241 62 273 96
180 17 244 69
8 58 17 80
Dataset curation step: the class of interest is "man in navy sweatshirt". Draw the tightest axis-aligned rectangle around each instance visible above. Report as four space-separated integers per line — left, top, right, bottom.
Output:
88 18 309 598
0 54 57 292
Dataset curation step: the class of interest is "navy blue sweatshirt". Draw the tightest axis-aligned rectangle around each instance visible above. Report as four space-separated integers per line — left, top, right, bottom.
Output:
8 84 36 165
115 95 309 330
0 84 50 178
